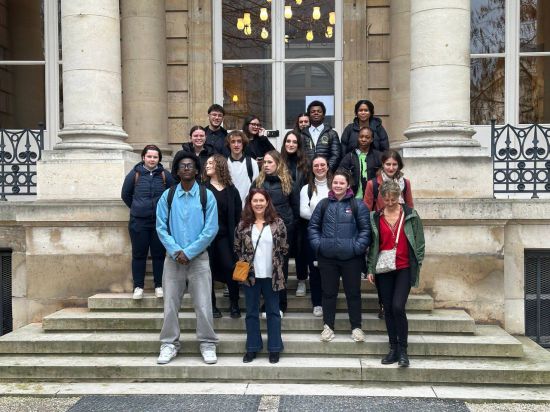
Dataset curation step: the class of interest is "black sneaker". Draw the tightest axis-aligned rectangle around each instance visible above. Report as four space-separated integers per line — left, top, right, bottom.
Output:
212 307 222 318
243 352 256 363
230 303 241 319
269 352 280 364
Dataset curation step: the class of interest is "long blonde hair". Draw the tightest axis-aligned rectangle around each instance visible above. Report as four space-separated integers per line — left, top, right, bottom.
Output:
255 150 293 195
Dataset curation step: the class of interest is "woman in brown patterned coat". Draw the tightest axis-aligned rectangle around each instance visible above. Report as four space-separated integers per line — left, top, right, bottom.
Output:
234 188 288 364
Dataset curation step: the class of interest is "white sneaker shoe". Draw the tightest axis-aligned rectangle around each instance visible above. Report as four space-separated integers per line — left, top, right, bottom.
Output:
320 324 335 342
154 287 163 298
313 306 323 317
295 281 306 297
132 287 144 300
351 328 366 342
200 344 217 364
280 310 284 319
262 311 283 319
157 343 177 364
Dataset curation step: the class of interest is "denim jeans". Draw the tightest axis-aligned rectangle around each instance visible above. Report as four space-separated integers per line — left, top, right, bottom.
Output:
243 278 283 353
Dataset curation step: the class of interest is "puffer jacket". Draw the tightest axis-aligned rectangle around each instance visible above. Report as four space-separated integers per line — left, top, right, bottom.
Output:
308 188 371 260
301 124 342 171
367 205 425 287
341 117 390 155
252 175 300 231
121 162 174 219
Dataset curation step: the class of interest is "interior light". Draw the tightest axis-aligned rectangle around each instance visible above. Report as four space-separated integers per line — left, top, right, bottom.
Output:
232 95 239 103
325 26 333 39
285 6 293 19
244 25 252 35
243 12 251 26
261 27 269 39
260 8 269 21
329 11 336 25
312 6 321 20
295 0 302 4
306 30 314 41
237 18 245 31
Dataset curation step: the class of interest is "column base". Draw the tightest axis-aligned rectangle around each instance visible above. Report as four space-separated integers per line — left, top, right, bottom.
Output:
37 149 140 201
56 126 133 151
402 125 477 148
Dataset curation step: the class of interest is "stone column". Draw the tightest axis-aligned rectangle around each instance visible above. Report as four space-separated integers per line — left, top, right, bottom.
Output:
401 0 492 198
121 0 169 154
388 0 410 147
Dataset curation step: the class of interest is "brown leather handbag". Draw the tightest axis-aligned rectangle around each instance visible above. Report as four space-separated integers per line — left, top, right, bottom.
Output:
232 224 266 282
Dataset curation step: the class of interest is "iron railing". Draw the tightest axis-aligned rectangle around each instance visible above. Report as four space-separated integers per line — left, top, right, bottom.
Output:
0 125 44 200
491 121 550 198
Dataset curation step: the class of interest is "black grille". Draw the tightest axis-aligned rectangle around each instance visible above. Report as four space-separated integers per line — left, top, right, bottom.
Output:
0 251 12 336
525 250 550 347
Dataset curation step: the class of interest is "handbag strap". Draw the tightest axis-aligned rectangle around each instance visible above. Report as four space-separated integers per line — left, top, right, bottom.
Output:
393 209 405 248
250 223 267 263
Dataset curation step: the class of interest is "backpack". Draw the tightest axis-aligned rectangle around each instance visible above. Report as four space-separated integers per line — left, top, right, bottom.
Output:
165 183 207 235
371 177 407 210
317 197 359 224
245 156 254 183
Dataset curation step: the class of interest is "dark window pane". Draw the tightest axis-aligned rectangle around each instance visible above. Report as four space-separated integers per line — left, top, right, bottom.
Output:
0 65 45 128
0 0 44 60
222 1 271 60
519 56 550 124
470 57 505 124
470 0 505 54
520 0 549 52
223 64 272 131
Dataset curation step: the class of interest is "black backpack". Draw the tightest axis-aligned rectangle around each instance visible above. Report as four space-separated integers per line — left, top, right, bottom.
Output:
165 184 207 235
245 156 254 182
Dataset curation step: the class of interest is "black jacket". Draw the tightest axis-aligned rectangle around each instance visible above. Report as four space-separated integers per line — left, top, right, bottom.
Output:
121 162 174 219
205 126 229 156
301 124 341 172
338 148 382 196
341 117 390 155
252 175 300 232
245 135 275 160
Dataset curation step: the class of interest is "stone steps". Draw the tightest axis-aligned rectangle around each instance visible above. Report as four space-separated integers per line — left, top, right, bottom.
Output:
42 308 476 334
0 324 520 358
0 338 548 384
87 293 434 312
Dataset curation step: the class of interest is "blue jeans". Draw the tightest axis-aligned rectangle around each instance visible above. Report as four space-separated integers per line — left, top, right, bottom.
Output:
243 278 283 353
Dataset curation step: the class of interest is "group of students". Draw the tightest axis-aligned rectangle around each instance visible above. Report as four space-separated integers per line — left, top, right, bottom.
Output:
121 100 425 368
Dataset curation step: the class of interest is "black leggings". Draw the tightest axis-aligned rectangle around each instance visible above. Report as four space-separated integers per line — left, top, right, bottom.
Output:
376 267 411 346
208 235 240 306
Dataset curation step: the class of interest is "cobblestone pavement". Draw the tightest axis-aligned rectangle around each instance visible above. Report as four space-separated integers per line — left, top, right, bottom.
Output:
0 395 549 412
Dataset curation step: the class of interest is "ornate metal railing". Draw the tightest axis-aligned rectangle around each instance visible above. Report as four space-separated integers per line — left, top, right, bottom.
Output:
491 121 550 198
0 125 44 200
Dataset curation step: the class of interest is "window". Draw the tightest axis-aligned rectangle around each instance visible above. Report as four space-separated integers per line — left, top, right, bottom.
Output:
214 0 342 141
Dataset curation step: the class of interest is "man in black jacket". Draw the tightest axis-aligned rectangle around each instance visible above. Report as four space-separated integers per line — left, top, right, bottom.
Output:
301 100 341 171
205 104 229 156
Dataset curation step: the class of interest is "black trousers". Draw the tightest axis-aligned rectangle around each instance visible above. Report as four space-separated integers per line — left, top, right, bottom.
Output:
208 235 240 307
278 225 294 312
294 218 309 281
129 216 165 288
376 267 411 346
319 255 363 330
304 226 322 307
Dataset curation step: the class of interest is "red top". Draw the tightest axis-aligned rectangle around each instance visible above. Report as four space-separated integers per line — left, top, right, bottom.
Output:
379 211 410 270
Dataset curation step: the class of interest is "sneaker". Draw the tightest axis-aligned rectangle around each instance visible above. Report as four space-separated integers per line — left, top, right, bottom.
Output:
280 310 284 319
212 307 222 318
157 343 177 364
320 324 335 342
351 328 366 342
223 285 230 297
295 281 306 297
313 306 323 317
132 287 144 300
154 287 163 298
200 344 217 364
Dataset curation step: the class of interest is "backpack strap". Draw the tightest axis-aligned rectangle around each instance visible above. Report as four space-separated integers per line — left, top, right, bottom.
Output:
307 184 313 206
161 170 166 187
371 177 379 211
133 170 140 187
199 184 207 221
166 185 177 236
350 197 359 221
403 179 407 197
245 156 254 182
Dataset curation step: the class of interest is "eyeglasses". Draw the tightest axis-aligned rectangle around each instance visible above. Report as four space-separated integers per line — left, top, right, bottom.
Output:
249 123 262 128
178 163 196 170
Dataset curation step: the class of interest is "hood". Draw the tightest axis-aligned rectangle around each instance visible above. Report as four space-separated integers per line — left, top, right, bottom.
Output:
133 162 164 174
352 116 382 130
328 187 354 201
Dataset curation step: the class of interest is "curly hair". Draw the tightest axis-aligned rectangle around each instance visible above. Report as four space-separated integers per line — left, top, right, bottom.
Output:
201 154 233 187
254 150 293 195
240 188 279 226
280 130 309 179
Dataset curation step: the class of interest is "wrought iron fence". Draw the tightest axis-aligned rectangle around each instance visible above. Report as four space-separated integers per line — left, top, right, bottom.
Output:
491 121 550 198
0 125 44 201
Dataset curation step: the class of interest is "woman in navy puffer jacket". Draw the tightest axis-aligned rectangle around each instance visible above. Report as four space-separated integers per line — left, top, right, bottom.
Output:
121 145 174 300
308 168 371 343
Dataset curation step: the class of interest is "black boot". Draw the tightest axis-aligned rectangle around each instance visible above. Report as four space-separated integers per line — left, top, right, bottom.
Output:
230 301 241 319
381 344 399 365
398 344 409 367
212 306 222 318
378 303 385 320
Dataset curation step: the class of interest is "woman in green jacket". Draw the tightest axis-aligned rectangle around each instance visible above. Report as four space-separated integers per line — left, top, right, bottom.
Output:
367 180 425 367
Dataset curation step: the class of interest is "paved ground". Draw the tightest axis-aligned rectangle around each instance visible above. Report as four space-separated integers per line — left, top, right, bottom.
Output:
0 395 549 412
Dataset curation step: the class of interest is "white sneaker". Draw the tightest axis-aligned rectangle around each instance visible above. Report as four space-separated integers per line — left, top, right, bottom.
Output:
313 306 323 317
295 281 306 297
154 287 163 298
280 310 284 319
132 287 144 300
320 324 335 342
351 328 366 342
200 344 217 364
157 343 177 364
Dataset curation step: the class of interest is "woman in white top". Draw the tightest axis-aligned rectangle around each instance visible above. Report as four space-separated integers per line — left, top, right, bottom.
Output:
234 188 288 364
299 154 331 317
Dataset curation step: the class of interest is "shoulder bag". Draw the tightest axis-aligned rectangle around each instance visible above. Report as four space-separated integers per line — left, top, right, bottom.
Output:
232 224 266 282
375 210 405 274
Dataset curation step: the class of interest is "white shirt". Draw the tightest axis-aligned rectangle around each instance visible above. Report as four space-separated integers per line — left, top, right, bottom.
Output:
309 124 325 146
299 179 330 220
228 155 259 208
251 224 273 278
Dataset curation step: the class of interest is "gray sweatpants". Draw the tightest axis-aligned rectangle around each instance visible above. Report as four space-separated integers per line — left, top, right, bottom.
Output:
159 254 218 351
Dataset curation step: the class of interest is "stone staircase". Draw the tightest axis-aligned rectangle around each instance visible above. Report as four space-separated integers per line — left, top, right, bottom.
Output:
1 275 550 385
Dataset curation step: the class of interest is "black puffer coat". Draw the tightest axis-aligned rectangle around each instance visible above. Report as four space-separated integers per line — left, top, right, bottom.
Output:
301 124 342 172
252 174 300 231
341 117 390 155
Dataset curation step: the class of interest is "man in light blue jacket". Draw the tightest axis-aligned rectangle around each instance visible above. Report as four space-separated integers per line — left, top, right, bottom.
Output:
156 151 219 365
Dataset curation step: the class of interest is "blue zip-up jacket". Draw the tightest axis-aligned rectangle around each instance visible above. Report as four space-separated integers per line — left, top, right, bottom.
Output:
308 188 371 260
156 181 219 260
121 162 174 219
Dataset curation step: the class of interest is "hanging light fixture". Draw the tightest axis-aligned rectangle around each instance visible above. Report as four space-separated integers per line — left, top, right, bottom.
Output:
329 11 336 25
295 0 302 4
284 34 289 43
237 18 245 30
284 5 292 19
232 95 239 103
312 6 321 20
244 25 252 35
306 30 314 41
243 12 251 26
325 26 333 39
260 7 269 21
261 27 269 39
